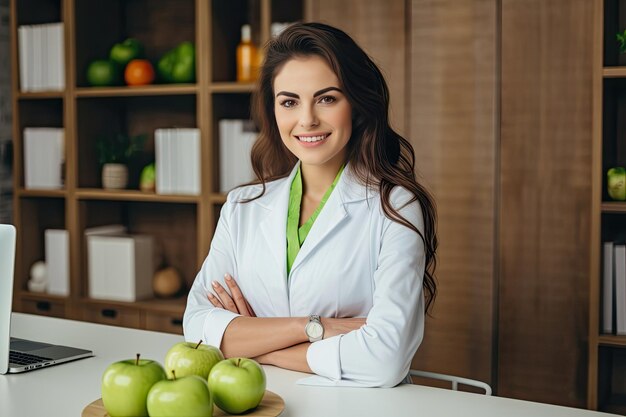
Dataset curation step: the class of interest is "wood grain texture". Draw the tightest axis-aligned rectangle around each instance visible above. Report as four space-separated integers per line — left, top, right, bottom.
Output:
588 0 603 409
82 390 285 417
305 0 407 135
499 0 594 407
408 0 497 387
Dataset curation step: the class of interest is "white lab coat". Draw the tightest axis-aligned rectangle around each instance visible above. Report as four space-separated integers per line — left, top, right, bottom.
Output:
183 162 425 387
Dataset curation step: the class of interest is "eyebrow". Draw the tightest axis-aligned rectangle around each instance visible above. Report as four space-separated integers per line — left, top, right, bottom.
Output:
275 86 343 99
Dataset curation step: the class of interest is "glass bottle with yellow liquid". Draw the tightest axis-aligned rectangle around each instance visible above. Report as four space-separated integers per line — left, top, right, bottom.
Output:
237 24 257 82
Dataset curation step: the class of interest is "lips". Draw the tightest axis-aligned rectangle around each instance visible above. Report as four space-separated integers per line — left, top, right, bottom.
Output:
295 133 330 143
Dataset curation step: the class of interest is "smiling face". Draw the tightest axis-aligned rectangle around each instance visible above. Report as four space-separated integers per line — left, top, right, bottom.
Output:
273 55 352 173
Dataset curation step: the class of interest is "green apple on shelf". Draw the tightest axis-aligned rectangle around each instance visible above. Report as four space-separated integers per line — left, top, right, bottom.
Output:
110 38 145 68
140 163 156 192
101 353 166 417
208 357 266 414
157 41 196 83
164 340 224 380
147 371 213 417
86 60 121 87
608 167 626 201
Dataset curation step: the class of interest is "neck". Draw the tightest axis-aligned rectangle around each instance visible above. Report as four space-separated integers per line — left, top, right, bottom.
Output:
300 159 344 200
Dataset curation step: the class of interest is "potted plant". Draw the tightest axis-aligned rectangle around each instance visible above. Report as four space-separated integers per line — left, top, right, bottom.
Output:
96 132 146 189
617 30 626 65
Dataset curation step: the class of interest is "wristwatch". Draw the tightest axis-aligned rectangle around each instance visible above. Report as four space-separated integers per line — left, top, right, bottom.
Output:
305 315 324 342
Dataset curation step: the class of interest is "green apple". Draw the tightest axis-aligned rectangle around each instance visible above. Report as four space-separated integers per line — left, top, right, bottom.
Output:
608 167 626 201
140 162 156 192
110 38 144 68
86 60 121 87
101 354 166 417
164 340 224 380
147 372 213 417
208 358 266 414
157 41 195 83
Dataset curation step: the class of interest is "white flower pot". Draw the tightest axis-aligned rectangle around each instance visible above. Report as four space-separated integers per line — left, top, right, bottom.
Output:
102 163 128 189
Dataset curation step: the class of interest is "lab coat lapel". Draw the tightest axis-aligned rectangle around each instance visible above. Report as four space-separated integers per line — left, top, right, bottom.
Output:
289 167 369 275
258 164 299 304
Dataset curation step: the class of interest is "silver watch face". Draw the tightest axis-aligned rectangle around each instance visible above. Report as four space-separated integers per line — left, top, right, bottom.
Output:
307 322 323 339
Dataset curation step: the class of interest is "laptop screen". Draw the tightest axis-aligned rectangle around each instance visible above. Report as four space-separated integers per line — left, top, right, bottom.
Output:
0 224 17 374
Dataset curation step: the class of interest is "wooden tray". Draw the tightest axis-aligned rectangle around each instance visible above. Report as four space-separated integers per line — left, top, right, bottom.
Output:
82 390 284 417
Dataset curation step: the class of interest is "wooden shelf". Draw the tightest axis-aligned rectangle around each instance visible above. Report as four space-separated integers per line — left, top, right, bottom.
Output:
210 193 228 204
19 291 68 302
210 82 256 93
75 188 199 203
79 297 186 315
604 67 626 78
599 334 626 348
135 297 187 314
17 91 64 99
601 202 626 213
593 4 626 407
17 188 67 198
75 84 198 97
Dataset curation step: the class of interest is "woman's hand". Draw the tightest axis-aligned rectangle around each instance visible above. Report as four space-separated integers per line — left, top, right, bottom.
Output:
322 317 367 339
208 274 256 317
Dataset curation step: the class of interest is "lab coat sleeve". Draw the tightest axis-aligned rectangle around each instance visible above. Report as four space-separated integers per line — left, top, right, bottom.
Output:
305 187 426 387
183 194 241 349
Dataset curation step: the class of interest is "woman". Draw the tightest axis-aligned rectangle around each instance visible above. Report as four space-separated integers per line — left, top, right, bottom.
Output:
183 22 437 387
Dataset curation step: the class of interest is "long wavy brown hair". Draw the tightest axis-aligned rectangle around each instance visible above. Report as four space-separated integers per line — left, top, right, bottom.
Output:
247 22 438 314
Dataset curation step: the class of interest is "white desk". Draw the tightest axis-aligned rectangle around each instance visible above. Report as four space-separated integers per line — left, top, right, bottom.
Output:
0 313 618 417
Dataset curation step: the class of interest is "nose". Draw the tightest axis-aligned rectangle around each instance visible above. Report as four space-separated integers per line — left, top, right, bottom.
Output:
299 104 319 128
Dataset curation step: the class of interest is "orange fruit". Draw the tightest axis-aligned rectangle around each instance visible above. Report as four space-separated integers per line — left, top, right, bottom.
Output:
124 59 155 86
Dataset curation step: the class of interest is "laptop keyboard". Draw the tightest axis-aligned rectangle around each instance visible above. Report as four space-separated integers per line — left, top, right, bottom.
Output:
9 350 52 365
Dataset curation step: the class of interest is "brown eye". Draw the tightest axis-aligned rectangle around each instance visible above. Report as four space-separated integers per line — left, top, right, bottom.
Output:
318 95 336 104
280 99 297 108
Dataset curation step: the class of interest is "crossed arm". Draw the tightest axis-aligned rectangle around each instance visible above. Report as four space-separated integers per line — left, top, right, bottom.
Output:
206 274 366 374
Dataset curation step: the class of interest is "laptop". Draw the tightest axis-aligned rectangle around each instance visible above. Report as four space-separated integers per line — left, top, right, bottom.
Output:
0 224 93 374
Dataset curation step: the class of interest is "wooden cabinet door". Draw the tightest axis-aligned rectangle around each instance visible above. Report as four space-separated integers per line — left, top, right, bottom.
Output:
408 0 497 388
499 0 593 407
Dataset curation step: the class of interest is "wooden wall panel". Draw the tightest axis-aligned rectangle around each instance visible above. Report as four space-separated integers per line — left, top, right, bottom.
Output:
499 0 593 407
305 0 407 135
409 0 497 386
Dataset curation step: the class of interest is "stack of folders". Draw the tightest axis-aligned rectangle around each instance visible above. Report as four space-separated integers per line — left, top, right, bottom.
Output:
218 119 257 193
603 242 626 335
154 128 200 195
23 127 64 189
17 22 65 92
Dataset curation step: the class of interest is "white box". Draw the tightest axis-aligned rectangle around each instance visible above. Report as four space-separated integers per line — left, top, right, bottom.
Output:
45 229 69 296
88 234 154 302
23 127 64 189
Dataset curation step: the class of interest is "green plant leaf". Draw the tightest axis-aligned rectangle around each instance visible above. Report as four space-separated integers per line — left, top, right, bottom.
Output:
617 30 626 54
96 132 147 165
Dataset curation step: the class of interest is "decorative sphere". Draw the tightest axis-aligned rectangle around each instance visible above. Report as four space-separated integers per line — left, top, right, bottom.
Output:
153 267 183 298
30 261 47 283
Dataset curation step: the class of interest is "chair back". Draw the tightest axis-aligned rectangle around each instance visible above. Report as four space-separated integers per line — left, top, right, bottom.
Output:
409 370 492 395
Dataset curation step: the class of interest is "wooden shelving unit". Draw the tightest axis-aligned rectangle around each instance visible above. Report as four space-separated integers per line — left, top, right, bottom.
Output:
602 202 626 213
599 335 626 348
590 0 626 412
75 189 200 204
74 84 199 97
9 0 303 335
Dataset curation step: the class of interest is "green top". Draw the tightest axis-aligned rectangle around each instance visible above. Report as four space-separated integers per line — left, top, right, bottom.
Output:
286 164 345 276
